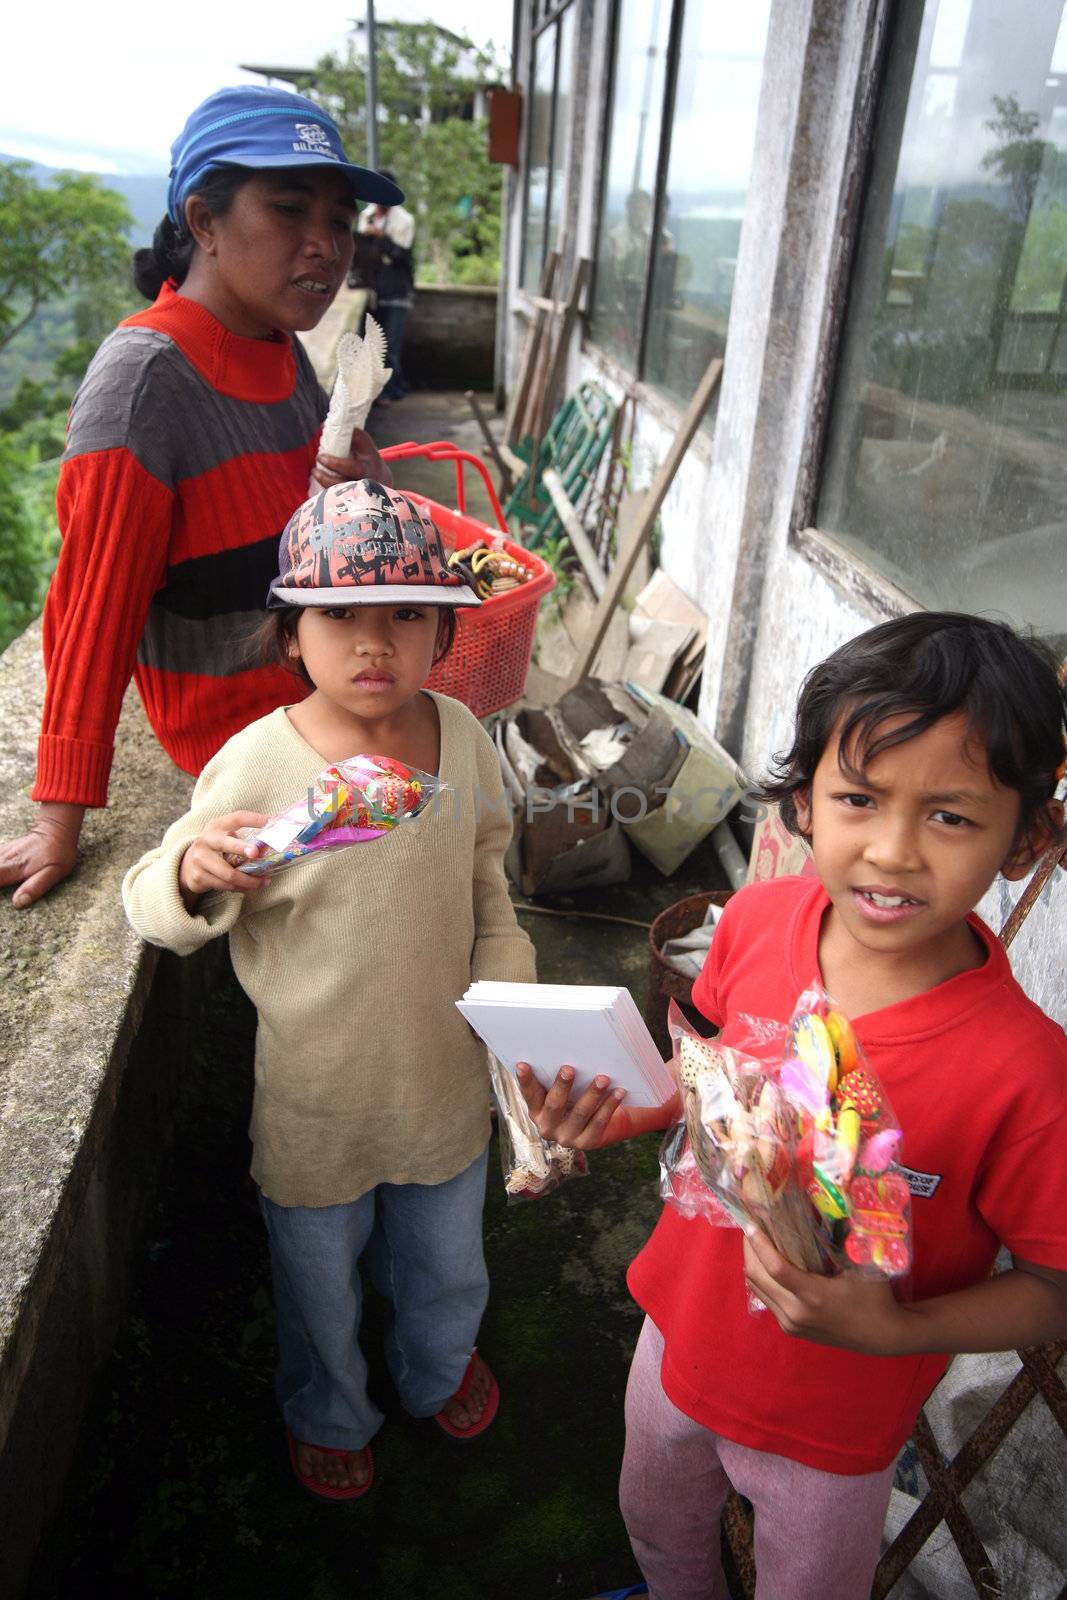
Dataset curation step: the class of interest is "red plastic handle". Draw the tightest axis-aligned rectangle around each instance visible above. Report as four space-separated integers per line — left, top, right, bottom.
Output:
380 439 507 532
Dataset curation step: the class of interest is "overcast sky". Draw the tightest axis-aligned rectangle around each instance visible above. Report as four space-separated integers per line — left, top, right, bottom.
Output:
2 0 509 174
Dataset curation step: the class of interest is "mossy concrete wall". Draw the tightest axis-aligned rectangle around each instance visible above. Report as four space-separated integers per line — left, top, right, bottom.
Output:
405 285 497 389
0 621 205 1599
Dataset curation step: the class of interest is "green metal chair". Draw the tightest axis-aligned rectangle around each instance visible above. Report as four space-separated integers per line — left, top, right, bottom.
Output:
504 381 616 550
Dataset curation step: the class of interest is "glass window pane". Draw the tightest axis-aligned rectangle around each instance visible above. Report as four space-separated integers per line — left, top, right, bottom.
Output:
644 2 771 409
546 3 577 251
522 24 557 289
590 0 672 367
819 0 1067 652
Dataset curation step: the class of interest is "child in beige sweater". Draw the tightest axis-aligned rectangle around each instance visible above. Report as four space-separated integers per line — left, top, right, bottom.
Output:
124 480 534 1500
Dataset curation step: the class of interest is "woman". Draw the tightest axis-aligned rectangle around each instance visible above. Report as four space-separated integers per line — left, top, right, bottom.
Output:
0 85 401 907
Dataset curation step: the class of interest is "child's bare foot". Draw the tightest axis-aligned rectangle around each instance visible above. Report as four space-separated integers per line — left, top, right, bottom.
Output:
435 1350 499 1439
289 1432 373 1498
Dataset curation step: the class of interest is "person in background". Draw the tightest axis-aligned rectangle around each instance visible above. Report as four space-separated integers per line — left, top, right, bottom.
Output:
0 85 401 909
357 170 416 403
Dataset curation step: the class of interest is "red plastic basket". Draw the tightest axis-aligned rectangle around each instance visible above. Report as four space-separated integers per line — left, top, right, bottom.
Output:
380 440 556 719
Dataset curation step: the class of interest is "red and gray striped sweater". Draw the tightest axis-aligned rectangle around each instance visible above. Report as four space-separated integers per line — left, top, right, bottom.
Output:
34 282 324 807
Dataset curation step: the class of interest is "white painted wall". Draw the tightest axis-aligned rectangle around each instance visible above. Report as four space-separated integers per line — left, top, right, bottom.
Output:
503 0 1067 1028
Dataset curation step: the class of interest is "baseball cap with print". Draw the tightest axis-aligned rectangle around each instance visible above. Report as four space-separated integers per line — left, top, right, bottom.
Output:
167 85 404 225
267 479 482 609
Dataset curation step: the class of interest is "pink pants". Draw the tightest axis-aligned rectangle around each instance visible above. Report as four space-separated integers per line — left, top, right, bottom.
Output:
619 1318 895 1600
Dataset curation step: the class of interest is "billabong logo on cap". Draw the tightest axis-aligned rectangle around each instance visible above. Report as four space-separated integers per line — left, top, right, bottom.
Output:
292 122 337 158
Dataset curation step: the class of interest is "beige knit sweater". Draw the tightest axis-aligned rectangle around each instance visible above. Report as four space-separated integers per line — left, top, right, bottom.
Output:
122 694 536 1206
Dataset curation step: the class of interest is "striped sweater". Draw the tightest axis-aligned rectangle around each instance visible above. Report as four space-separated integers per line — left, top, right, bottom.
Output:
34 283 326 807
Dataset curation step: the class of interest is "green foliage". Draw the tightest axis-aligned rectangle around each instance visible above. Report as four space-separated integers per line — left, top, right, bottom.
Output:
875 94 1067 402
0 161 132 353
981 94 1052 221
0 432 59 651
301 24 504 284
0 162 137 646
1012 199 1067 312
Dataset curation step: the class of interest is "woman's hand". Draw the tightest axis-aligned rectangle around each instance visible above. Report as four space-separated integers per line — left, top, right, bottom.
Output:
742 1228 911 1355
0 802 85 908
311 427 392 493
177 812 272 912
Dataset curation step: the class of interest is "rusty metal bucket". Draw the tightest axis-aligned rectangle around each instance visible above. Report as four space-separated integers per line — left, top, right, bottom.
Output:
645 889 733 1055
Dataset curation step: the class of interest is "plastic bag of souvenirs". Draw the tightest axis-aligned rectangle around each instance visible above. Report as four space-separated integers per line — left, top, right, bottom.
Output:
659 1004 831 1274
487 1052 589 1203
231 755 444 877
659 989 912 1282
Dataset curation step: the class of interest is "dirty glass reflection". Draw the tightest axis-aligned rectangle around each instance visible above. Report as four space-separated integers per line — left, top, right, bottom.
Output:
522 23 556 289
644 3 770 409
819 0 1067 651
590 0 670 365
547 4 576 261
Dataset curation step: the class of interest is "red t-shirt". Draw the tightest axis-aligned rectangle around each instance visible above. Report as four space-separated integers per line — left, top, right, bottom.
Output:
627 875 1067 1474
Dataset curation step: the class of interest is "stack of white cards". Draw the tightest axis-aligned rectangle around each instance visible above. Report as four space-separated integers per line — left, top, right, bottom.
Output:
457 982 674 1108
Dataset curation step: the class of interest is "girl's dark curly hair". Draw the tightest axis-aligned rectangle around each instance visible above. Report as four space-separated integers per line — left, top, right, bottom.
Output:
752 612 1067 850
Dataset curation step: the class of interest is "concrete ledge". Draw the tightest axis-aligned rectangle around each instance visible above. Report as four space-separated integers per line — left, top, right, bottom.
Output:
406 284 498 389
0 622 196 1597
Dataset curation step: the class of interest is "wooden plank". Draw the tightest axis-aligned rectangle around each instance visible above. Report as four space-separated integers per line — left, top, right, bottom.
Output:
497 442 526 478
535 257 591 439
593 395 633 562
565 357 723 688
520 257 592 513
464 390 514 493
542 467 606 597
521 316 555 452
504 250 559 448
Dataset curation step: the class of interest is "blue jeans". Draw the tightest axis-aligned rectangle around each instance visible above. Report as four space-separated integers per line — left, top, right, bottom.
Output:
258 1146 489 1450
375 300 411 398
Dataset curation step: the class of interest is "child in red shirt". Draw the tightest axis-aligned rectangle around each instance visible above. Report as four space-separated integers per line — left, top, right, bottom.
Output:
520 612 1067 1600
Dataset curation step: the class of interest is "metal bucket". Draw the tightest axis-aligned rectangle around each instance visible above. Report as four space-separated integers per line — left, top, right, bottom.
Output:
645 889 733 1055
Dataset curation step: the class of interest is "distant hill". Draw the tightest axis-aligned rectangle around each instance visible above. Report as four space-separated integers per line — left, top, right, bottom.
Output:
0 154 168 245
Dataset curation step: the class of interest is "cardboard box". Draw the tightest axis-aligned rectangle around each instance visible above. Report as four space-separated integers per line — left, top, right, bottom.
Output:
495 709 631 896
557 681 742 876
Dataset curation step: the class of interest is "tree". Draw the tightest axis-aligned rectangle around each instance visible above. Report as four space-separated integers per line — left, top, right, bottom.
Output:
0 432 59 651
980 93 1066 223
0 162 132 353
300 24 505 285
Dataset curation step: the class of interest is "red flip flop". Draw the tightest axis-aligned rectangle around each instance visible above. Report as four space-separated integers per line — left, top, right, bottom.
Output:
434 1350 500 1441
287 1427 374 1501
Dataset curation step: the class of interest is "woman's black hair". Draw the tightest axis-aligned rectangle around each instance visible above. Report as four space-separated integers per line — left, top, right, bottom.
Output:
132 166 249 300
754 612 1067 847
254 604 458 688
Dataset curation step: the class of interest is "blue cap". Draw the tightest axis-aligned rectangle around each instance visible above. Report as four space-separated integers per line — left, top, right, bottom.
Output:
167 85 404 225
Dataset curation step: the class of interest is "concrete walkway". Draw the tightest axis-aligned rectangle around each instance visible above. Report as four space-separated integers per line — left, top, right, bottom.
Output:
32 838 734 1600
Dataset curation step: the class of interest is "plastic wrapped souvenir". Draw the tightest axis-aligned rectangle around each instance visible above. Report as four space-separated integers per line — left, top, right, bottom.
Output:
659 986 911 1282
486 1051 589 1203
234 754 443 876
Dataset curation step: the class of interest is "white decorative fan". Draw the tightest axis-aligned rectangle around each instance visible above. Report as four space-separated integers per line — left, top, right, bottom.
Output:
314 314 392 476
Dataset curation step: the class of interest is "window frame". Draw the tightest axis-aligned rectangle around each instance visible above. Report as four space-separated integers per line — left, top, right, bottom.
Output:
587 0 773 398
786 0 916 617
520 0 578 291
587 0 687 378
789 0 1067 624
